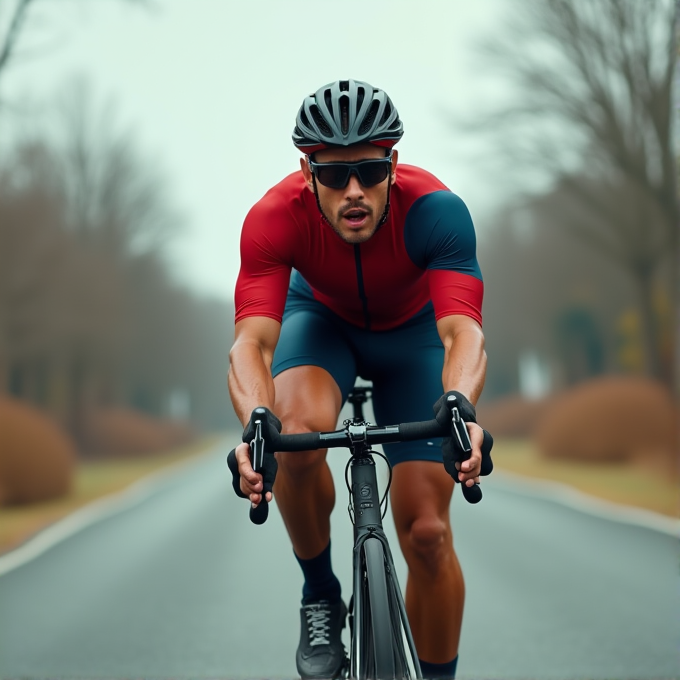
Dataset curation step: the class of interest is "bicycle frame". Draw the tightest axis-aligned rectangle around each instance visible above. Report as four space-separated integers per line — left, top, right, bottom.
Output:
234 387 492 678
345 388 422 679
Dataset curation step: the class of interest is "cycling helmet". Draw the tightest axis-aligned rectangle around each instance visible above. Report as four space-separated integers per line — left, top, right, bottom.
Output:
292 79 404 154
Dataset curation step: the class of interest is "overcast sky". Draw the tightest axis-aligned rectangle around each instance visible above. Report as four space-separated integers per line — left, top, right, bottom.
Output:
1 0 517 301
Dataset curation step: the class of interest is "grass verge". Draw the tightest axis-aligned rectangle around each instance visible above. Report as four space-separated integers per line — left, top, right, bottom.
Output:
492 438 679 518
0 434 223 555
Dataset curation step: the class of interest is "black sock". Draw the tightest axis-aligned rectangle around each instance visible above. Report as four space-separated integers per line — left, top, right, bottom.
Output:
419 656 458 679
294 541 342 605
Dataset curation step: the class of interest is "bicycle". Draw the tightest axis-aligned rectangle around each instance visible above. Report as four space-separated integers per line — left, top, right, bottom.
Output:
229 385 493 680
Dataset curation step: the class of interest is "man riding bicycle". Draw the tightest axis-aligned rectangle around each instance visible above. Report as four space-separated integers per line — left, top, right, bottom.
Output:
228 79 488 680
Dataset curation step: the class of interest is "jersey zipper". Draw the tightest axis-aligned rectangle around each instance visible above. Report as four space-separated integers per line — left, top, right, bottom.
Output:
353 245 371 330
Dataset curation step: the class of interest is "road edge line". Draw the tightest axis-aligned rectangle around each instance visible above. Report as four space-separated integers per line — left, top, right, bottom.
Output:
0 440 227 578
492 469 680 537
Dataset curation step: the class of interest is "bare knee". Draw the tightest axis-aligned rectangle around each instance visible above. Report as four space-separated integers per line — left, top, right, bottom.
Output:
404 516 452 576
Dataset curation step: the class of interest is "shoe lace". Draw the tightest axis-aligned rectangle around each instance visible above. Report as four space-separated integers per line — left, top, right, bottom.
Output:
304 602 332 647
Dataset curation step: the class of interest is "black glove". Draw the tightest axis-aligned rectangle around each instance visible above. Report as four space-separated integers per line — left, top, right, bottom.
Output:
241 407 282 497
226 407 282 501
433 391 493 482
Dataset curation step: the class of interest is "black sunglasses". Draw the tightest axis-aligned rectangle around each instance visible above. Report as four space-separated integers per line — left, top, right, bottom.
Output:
308 155 393 189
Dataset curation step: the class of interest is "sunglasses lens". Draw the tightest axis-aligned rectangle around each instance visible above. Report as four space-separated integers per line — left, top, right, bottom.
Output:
313 159 391 189
315 165 350 189
357 162 390 187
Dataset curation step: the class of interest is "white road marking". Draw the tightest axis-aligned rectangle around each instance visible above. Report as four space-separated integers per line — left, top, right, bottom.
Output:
0 445 224 578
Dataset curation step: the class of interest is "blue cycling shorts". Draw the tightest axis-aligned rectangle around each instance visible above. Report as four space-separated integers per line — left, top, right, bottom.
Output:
271 288 445 466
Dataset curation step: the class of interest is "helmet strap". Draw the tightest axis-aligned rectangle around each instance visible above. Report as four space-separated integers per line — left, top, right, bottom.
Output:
377 174 393 229
310 174 333 226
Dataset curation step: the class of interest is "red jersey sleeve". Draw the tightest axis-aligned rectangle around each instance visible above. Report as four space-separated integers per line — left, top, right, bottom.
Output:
427 269 484 326
234 190 297 324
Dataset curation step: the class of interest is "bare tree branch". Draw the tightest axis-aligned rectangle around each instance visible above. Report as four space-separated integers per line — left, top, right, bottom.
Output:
458 0 678 384
0 0 152 86
0 0 35 76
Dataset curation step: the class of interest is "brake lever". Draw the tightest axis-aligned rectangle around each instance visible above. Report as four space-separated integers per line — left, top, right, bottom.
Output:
249 419 269 525
446 394 482 504
251 419 265 471
446 395 472 453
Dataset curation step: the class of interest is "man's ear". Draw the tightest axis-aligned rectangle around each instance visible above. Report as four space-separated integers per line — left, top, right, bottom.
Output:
300 156 314 192
390 149 399 184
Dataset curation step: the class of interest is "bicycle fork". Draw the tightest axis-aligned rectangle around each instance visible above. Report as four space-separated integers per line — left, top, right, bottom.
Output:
348 455 422 679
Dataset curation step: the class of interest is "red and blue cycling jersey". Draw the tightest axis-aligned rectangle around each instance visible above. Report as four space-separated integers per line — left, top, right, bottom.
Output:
235 164 483 331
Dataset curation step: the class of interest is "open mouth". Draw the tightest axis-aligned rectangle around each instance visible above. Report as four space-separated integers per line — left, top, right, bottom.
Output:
342 208 369 227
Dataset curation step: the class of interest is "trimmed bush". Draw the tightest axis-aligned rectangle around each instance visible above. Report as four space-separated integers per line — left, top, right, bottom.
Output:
0 397 76 505
534 376 678 470
83 407 195 457
477 394 553 438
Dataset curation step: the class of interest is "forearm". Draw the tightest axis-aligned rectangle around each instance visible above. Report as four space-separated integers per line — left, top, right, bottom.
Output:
228 342 277 427
440 324 486 406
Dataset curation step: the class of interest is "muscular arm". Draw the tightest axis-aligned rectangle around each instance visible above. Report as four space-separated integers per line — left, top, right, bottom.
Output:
436 314 486 405
436 313 487 485
228 316 281 427
227 316 282 505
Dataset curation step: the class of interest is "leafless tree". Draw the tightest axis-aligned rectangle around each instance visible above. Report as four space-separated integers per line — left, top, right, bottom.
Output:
464 0 678 389
0 82 237 446
0 140 125 427
0 0 149 87
54 80 181 260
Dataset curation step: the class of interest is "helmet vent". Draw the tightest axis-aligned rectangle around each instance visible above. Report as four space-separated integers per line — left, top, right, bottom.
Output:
299 109 310 129
358 99 379 135
379 102 392 126
310 105 332 137
340 95 349 135
339 80 349 92
356 86 365 111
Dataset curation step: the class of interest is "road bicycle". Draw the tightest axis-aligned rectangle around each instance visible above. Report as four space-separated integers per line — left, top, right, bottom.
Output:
229 385 492 680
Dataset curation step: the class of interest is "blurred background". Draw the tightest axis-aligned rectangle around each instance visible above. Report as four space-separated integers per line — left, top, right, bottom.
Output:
0 0 677 541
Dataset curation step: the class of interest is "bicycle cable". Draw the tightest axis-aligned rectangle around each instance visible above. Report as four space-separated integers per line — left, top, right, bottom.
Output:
372 449 393 519
344 457 355 525
344 448 393 523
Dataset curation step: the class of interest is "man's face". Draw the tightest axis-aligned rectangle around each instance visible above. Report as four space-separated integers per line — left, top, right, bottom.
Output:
300 143 398 245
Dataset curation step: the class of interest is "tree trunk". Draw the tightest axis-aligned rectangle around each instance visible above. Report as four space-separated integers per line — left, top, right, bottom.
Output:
634 268 667 386
672 221 680 401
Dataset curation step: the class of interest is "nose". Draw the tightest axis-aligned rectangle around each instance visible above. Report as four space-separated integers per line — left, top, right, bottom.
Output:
344 171 365 199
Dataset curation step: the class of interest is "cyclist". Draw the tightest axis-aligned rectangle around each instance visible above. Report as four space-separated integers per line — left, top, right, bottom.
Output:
228 79 488 680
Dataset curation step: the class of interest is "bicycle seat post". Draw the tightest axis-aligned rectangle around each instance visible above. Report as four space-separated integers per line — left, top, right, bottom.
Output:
347 386 371 424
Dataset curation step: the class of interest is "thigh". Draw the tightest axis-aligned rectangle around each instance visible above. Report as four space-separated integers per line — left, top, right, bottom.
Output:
274 365 343 433
272 301 358 438
272 304 358 403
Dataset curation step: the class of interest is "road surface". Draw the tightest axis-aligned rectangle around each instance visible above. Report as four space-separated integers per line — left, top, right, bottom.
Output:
0 438 678 679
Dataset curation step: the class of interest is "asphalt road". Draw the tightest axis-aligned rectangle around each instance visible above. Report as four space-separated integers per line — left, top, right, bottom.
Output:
0 438 678 680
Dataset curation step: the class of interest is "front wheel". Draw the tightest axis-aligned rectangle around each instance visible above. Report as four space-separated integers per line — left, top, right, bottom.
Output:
361 537 396 679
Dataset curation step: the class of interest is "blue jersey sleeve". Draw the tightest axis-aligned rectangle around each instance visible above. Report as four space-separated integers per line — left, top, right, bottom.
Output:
403 190 482 281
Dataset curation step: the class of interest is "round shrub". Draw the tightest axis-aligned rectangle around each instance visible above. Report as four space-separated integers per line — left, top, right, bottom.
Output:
477 394 553 438
534 376 677 468
0 396 76 505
